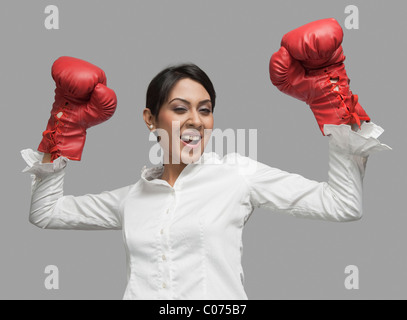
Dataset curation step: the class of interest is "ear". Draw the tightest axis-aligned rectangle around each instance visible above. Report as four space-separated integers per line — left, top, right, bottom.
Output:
143 108 156 130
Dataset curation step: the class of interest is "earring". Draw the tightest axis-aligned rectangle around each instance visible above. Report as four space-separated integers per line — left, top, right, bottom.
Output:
148 123 159 141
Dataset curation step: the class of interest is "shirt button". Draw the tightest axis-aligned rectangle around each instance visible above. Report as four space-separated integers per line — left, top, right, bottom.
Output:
166 209 170 214
160 229 164 235
162 254 166 261
162 282 167 288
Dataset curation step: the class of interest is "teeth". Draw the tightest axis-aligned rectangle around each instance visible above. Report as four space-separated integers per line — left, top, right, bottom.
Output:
181 135 201 141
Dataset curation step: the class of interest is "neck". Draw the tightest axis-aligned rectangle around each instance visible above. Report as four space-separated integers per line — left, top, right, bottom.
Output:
160 162 188 187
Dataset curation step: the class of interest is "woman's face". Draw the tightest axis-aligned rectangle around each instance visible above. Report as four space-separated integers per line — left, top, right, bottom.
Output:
154 78 214 164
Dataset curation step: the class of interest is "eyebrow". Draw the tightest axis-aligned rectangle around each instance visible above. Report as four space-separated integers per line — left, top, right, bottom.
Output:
168 98 212 106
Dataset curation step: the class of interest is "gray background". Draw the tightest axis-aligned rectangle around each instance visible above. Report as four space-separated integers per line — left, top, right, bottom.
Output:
0 0 405 299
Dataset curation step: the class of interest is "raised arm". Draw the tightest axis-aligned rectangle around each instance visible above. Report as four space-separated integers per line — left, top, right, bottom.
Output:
22 56 124 230
247 18 391 221
22 149 130 230
238 122 390 222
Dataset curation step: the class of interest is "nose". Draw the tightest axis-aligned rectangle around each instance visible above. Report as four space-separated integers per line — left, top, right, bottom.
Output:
186 108 203 128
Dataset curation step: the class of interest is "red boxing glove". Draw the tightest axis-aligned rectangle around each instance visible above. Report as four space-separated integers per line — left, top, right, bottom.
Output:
38 56 117 161
269 18 370 135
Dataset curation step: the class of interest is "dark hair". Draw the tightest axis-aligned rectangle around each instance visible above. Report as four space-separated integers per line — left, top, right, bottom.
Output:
146 63 216 117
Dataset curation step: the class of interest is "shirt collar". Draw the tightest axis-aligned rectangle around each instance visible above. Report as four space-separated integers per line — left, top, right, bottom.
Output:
140 152 220 185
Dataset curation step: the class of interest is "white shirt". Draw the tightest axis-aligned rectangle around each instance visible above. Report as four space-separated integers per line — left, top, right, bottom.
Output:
21 123 390 300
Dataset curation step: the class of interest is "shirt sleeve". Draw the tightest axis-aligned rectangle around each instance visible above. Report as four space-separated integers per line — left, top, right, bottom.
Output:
21 148 131 230
237 122 391 222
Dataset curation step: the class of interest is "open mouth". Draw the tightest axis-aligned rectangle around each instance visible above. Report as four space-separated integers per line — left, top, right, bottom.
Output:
180 134 202 148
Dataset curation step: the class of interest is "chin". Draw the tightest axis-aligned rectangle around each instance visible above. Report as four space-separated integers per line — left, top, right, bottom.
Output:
179 146 204 164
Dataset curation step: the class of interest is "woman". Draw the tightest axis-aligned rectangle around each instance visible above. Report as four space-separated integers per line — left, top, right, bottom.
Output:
22 19 390 300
